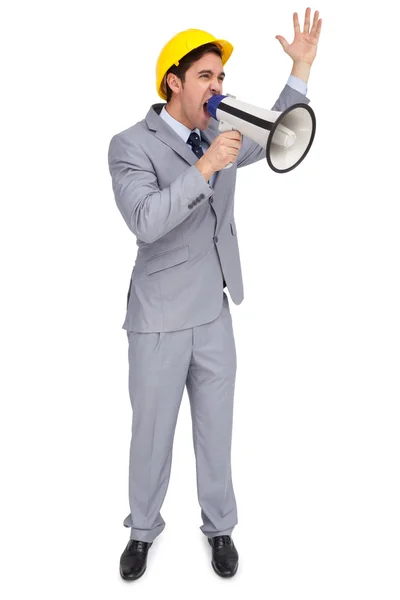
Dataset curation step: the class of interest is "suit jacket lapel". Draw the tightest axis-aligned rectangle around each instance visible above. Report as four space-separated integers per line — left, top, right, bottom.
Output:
145 103 226 188
145 103 197 166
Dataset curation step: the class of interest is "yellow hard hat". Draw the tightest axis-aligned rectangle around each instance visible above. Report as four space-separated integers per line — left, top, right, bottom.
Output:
156 28 234 100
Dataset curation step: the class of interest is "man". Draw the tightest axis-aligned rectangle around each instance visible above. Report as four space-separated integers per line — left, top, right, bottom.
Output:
108 8 322 580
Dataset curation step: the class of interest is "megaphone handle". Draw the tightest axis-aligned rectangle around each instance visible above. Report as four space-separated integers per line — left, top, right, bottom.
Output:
218 119 234 133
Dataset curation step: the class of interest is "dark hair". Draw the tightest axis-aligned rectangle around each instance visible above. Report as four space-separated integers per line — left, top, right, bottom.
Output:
164 42 223 103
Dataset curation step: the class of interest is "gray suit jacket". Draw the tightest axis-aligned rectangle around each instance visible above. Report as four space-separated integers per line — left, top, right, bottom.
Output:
108 84 310 332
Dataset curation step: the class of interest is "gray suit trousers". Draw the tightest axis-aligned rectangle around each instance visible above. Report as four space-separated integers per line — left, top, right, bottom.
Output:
123 292 238 542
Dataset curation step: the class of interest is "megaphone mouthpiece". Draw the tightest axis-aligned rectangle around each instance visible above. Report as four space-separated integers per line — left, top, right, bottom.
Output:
206 95 228 120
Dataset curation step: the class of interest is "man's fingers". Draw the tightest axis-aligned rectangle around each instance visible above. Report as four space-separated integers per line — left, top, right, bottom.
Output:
224 140 242 150
303 7 311 33
220 132 242 146
310 10 320 36
293 11 300 34
222 130 242 140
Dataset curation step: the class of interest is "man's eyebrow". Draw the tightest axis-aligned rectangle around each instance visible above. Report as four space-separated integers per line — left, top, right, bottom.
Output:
198 69 226 77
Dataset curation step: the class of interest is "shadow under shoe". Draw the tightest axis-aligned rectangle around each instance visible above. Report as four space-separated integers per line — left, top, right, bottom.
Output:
119 539 153 581
208 535 239 577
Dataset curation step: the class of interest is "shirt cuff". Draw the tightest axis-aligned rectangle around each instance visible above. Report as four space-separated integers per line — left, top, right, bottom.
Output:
287 74 308 95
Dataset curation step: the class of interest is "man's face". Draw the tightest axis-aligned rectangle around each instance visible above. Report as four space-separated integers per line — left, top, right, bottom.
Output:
167 52 225 130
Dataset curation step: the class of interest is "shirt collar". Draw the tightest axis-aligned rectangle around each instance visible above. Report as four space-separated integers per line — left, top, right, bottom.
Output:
160 105 201 143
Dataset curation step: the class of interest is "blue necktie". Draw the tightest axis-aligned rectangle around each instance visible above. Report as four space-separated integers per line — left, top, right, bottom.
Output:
187 131 204 158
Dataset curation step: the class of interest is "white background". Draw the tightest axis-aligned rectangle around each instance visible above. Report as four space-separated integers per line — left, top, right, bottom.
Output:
1 0 400 598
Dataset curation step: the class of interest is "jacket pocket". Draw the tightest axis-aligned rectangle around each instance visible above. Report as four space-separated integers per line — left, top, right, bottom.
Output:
146 244 190 275
230 220 237 236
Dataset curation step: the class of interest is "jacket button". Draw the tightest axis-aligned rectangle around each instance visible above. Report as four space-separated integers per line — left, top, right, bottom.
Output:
209 197 214 204
196 193 205 201
213 236 218 243
188 203 193 209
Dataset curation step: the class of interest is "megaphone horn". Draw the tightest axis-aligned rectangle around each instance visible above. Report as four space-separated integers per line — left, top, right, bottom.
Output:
206 94 316 173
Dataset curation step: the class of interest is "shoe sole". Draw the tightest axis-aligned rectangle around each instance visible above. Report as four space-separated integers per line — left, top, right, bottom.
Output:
119 566 147 581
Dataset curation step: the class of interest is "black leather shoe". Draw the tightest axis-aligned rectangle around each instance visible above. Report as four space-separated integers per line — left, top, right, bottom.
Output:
119 539 153 581
208 535 239 577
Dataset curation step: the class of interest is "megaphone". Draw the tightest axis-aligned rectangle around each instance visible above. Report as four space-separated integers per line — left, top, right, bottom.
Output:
206 94 316 173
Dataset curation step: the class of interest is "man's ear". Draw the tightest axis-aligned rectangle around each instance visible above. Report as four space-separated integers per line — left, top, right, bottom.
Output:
166 73 181 94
